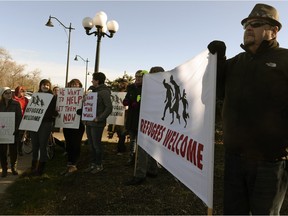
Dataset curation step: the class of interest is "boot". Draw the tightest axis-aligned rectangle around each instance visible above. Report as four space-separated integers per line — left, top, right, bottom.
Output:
30 160 38 174
35 162 46 176
125 153 135 166
11 166 18 175
1 169 7 178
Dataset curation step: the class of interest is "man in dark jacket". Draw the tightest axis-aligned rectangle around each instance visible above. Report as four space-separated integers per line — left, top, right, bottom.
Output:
208 3 288 215
84 72 113 174
123 70 148 166
125 66 164 185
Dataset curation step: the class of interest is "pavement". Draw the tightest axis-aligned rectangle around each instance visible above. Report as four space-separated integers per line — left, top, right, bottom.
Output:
0 126 117 195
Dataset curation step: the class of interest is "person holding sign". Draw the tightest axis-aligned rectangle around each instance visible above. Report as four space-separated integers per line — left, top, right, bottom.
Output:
13 86 29 156
61 79 85 176
208 3 288 215
123 70 148 166
0 87 22 177
125 66 165 186
30 79 58 176
84 72 112 174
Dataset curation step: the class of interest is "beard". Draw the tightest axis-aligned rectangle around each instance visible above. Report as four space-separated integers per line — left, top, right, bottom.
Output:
243 34 255 47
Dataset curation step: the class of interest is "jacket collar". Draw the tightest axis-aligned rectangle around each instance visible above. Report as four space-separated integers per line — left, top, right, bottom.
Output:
240 38 279 55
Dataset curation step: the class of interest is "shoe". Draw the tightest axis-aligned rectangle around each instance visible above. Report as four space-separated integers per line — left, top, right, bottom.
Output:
65 165 77 176
1 170 7 178
117 152 123 156
84 164 95 173
60 168 68 176
11 168 18 176
124 177 145 186
125 156 135 166
146 172 157 178
90 165 103 174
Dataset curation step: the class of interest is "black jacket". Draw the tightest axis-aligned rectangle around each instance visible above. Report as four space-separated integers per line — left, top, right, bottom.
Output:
218 39 288 160
123 83 142 132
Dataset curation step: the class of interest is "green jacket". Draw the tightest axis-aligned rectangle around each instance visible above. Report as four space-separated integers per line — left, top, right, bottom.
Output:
218 39 288 160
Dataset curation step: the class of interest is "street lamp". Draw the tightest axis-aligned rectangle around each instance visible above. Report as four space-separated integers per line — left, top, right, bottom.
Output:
74 55 89 91
45 15 75 87
82 11 119 73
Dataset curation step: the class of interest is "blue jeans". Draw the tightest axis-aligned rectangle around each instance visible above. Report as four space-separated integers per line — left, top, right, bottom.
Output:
86 125 104 166
224 152 288 215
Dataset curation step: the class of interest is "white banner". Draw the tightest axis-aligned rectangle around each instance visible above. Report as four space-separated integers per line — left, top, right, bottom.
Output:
19 93 53 132
54 88 83 129
138 49 216 208
82 92 97 121
0 112 15 144
107 92 126 126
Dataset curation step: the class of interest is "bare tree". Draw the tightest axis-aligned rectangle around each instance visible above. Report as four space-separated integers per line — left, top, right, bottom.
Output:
0 47 42 91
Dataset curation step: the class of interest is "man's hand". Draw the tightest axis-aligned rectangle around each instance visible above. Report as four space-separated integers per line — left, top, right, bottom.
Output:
208 40 226 58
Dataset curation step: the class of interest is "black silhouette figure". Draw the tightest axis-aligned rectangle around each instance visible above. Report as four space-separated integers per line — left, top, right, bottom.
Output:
30 95 44 107
161 79 174 121
180 89 189 128
170 75 181 124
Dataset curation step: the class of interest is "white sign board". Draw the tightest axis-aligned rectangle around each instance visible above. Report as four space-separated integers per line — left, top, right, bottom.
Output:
82 92 97 121
107 92 126 126
54 88 84 129
19 93 53 132
0 112 15 144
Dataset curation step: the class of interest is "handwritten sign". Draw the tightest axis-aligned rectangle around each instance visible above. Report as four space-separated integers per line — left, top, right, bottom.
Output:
82 92 97 121
54 88 84 129
19 93 53 132
0 112 15 144
107 92 126 126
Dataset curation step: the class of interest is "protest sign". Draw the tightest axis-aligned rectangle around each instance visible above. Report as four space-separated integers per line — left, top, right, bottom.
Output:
19 93 53 132
107 92 126 126
54 88 83 128
138 49 216 209
0 112 15 144
82 92 97 121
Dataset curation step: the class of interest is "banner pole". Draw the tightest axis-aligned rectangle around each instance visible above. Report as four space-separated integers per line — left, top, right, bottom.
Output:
133 141 139 176
207 207 213 215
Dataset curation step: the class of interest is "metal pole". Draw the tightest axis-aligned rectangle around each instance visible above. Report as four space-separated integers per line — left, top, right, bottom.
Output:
85 59 88 91
95 29 102 73
65 23 72 87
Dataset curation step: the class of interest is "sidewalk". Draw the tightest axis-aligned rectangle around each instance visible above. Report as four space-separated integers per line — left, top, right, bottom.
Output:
0 127 117 194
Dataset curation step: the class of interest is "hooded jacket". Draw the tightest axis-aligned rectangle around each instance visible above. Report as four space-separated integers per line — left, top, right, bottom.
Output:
85 84 112 127
13 86 29 115
218 38 288 160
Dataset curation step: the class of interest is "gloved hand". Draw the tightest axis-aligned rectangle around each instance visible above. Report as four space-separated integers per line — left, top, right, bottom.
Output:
76 108 83 115
131 101 139 109
123 99 129 106
208 40 226 58
13 130 19 136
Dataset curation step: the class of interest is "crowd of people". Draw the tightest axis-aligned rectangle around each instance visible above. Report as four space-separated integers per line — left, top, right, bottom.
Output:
1 2 288 214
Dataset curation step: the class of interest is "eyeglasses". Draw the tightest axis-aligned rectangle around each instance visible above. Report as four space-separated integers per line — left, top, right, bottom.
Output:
243 21 271 29
4 91 12 95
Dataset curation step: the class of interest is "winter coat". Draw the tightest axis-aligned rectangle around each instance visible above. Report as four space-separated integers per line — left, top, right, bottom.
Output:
217 38 288 160
85 84 112 127
123 83 142 132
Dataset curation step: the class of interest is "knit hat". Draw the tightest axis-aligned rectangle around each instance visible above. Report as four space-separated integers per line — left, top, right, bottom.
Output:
241 3 282 31
0 87 11 97
135 70 148 77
